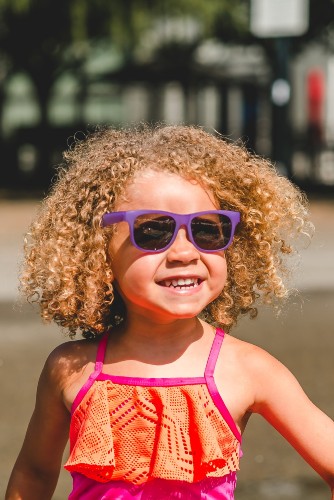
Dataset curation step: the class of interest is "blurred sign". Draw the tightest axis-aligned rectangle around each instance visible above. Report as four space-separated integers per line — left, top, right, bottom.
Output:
250 0 309 37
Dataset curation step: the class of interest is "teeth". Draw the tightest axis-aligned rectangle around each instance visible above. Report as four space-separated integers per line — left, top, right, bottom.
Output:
163 278 199 288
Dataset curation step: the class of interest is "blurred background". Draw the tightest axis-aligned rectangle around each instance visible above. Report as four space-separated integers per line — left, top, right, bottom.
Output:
0 0 333 499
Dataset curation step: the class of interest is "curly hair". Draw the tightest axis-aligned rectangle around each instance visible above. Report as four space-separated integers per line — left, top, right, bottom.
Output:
20 123 312 338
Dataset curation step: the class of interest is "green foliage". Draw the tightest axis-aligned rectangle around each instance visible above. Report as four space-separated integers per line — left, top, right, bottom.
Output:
154 0 249 35
0 0 30 13
1 0 334 50
0 0 249 47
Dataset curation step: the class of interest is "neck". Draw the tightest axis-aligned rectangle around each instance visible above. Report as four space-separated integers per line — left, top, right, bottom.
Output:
110 316 209 365
124 315 203 342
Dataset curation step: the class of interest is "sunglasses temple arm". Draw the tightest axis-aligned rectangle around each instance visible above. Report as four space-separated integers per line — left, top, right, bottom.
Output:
101 212 126 227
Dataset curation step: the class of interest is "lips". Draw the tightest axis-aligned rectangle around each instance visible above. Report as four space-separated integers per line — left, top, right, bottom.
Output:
158 277 201 289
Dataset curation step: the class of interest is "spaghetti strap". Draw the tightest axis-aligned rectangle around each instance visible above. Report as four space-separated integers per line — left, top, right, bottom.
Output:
204 328 225 378
95 331 109 370
71 332 109 414
205 328 242 442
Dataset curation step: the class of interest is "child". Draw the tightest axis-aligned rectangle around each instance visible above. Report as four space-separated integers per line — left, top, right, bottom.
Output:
6 124 334 499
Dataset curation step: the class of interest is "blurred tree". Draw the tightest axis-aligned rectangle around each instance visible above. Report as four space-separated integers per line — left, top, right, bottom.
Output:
0 1 71 129
0 0 248 125
0 0 249 187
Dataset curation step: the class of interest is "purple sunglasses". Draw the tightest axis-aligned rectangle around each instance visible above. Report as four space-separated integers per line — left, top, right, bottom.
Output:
102 210 240 253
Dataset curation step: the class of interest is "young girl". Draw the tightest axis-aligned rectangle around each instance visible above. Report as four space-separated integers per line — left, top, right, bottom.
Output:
6 124 334 499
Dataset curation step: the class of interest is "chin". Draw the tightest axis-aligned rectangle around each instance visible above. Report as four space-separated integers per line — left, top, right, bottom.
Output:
167 309 202 319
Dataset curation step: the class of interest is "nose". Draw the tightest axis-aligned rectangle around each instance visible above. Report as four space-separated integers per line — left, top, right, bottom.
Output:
166 227 200 263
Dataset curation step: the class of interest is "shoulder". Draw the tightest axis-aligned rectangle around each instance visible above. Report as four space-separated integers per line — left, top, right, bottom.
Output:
223 333 284 373
211 332 284 430
224 334 307 412
41 337 100 394
220 333 298 409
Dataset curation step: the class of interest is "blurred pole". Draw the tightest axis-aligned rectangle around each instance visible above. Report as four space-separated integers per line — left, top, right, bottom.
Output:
270 38 292 177
250 0 310 178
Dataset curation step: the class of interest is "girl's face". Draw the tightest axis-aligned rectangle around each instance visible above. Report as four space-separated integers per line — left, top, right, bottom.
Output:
108 169 227 325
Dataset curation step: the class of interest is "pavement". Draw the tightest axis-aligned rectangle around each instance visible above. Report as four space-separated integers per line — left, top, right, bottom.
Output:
0 196 334 499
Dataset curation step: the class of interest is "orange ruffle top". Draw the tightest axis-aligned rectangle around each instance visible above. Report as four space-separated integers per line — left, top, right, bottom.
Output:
64 329 241 486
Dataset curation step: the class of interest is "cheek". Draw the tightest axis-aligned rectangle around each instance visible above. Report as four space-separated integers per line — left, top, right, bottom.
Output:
110 257 161 309
209 255 228 287
114 259 145 285
108 245 161 290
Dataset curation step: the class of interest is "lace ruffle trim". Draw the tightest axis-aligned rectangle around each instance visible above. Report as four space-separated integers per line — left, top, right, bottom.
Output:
64 381 240 485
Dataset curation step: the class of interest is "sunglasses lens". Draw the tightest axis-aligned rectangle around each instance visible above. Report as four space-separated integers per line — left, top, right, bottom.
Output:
134 214 176 250
191 214 232 250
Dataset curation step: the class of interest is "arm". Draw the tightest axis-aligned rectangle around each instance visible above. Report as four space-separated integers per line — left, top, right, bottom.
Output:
248 347 334 496
5 348 71 500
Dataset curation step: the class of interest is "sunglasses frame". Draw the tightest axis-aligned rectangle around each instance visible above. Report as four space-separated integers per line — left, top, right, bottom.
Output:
102 210 240 253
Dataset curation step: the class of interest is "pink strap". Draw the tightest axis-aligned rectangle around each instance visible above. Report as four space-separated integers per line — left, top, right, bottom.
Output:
71 333 109 414
204 329 242 443
204 328 225 377
95 331 109 369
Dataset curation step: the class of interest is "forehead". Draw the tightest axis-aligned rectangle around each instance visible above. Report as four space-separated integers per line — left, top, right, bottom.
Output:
115 169 217 211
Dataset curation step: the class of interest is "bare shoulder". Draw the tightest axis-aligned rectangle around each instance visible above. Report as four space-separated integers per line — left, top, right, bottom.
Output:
212 333 283 430
42 337 99 394
218 333 296 414
223 333 284 373
223 334 310 412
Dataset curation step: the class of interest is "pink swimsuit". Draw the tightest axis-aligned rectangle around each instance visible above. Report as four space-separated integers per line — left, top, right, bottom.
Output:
64 329 242 499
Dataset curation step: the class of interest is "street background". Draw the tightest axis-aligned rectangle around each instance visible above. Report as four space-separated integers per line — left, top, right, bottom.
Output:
0 194 333 499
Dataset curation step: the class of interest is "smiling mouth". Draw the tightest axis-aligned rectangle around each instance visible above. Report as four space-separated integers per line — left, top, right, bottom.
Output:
158 278 201 289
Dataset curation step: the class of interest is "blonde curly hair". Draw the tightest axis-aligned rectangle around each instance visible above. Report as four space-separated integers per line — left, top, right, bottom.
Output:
20 123 312 338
